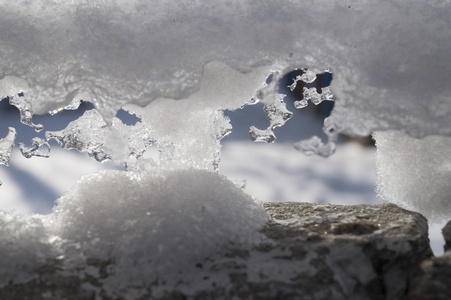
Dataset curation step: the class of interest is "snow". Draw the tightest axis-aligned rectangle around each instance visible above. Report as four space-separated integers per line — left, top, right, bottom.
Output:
0 1 450 296
1 1 450 138
0 166 269 296
375 131 451 221
51 169 268 295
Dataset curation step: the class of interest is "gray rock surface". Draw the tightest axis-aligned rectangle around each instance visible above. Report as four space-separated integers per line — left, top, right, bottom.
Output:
407 220 451 300
407 252 451 300
254 202 432 300
0 202 434 299
442 220 451 252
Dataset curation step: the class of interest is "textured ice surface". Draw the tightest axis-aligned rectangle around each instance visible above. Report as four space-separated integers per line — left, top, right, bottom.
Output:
0 170 269 296
0 127 16 167
45 110 113 162
375 131 451 221
9 95 43 132
18 137 50 159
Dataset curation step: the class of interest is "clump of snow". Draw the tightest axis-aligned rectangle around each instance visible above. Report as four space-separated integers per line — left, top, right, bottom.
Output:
0 169 268 295
0 212 55 286
375 131 451 221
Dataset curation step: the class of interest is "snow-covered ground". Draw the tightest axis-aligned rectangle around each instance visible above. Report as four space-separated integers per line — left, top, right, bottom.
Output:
0 101 446 255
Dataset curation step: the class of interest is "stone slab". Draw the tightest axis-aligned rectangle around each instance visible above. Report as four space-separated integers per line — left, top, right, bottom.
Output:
0 202 434 299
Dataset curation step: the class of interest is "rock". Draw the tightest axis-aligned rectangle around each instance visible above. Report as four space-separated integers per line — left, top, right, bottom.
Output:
0 202 433 300
407 252 451 300
253 202 432 300
407 220 451 300
442 220 451 252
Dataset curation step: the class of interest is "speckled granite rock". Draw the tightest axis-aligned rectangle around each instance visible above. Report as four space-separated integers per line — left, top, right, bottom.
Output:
0 202 434 300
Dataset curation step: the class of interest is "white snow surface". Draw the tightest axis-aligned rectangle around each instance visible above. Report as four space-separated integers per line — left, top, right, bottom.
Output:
1 168 269 293
375 131 451 221
0 0 450 137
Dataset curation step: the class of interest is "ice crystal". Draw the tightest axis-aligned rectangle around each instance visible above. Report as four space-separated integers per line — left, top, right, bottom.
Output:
19 138 50 159
0 127 16 167
288 70 317 91
321 88 335 102
303 87 322 105
294 99 309 109
294 136 336 158
9 95 43 132
45 110 111 162
299 70 317 84
249 127 276 143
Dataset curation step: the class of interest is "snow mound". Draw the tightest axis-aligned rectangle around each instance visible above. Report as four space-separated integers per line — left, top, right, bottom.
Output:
0 212 55 286
0 169 269 295
375 131 451 220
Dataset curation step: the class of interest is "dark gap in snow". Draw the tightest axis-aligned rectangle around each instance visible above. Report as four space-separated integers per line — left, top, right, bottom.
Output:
116 108 141 126
265 73 274 84
0 100 95 148
223 70 336 143
279 70 334 118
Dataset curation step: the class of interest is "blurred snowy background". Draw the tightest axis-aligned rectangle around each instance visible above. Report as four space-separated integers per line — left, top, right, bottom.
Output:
0 71 446 255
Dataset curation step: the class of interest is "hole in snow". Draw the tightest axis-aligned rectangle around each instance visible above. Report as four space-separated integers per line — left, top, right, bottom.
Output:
116 108 141 126
280 69 334 118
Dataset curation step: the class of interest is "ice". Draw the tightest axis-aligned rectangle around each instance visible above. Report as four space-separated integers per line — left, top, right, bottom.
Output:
9 95 44 132
294 99 309 109
290 72 335 110
320 87 336 102
303 87 323 105
45 110 112 162
247 71 295 143
294 136 336 158
249 127 276 143
288 70 317 91
19 137 50 159
0 127 16 167
48 98 83 116
299 70 317 84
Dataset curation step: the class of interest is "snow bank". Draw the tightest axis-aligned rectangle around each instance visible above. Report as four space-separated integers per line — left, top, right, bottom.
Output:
1 169 268 294
1 1 450 143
